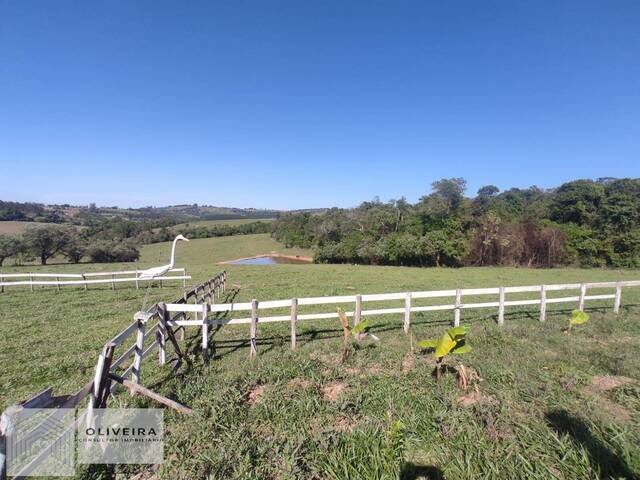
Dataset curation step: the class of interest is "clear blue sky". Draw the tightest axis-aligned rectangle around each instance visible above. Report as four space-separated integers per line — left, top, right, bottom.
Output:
1 1 639 209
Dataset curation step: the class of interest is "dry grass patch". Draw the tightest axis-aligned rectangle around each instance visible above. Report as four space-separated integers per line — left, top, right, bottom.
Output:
245 383 266 406
322 382 348 402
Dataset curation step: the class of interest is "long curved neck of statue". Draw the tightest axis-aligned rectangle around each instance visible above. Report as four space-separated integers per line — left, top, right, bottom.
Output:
169 238 179 269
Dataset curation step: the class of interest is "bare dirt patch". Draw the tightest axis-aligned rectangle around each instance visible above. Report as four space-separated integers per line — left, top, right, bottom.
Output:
246 384 266 406
588 375 635 393
401 353 415 373
323 382 348 402
333 415 358 433
287 378 311 390
457 388 495 408
582 376 636 424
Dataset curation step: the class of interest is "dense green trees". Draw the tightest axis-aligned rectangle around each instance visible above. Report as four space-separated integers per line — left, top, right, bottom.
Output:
273 178 640 268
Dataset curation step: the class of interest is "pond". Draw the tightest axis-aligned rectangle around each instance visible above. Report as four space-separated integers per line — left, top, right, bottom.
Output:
228 255 311 265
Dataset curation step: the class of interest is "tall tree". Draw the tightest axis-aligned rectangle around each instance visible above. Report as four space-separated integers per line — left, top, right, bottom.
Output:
0 235 21 266
23 226 72 265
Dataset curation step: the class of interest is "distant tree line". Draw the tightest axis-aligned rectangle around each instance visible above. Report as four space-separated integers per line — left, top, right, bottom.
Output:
0 226 140 266
171 221 272 240
272 178 640 268
0 219 274 266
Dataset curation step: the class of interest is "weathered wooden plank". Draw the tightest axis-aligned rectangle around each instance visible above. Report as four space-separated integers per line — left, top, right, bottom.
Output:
578 283 587 311
157 303 167 366
291 298 298 350
250 299 258 357
540 285 547 322
403 293 411 333
453 288 462 327
108 373 193 415
498 286 505 326
614 284 622 314
354 294 362 326
132 319 145 384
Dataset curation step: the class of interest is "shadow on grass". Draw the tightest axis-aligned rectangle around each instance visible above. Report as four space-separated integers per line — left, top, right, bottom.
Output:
400 463 446 480
545 409 639 480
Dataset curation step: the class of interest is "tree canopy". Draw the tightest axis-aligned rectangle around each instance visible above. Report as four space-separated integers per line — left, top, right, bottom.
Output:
272 177 640 268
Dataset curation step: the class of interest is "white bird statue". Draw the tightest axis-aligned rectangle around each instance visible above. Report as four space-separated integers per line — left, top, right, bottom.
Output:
138 234 189 279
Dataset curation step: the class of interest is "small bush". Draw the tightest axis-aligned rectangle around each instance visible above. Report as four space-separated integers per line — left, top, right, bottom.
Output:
87 240 140 263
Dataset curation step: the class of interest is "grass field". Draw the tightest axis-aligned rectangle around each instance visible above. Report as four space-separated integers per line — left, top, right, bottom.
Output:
171 218 275 229
1 233 640 479
0 220 62 234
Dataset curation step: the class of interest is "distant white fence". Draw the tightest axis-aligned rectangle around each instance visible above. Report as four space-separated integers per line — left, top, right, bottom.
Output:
163 280 640 356
0 268 190 292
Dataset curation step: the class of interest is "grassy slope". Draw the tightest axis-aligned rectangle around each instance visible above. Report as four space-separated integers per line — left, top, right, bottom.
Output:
171 218 275 229
2 233 640 479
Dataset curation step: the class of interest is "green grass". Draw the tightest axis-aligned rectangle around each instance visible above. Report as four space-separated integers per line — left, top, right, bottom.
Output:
171 218 275 229
2 233 640 479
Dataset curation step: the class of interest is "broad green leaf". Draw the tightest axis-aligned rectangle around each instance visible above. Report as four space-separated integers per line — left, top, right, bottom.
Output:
447 325 470 340
417 339 438 349
352 319 369 334
452 343 472 354
435 331 456 358
570 310 589 325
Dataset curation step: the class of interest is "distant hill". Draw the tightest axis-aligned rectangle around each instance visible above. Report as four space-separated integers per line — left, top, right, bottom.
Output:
0 200 325 227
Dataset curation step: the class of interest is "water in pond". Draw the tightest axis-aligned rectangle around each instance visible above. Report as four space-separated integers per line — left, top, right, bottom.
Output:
229 255 310 265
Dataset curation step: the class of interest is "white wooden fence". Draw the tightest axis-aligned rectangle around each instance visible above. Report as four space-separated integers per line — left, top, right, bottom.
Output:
0 268 190 292
162 279 640 356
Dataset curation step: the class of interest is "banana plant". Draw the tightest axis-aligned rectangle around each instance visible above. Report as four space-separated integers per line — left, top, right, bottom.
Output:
567 309 589 334
337 308 379 363
418 325 471 382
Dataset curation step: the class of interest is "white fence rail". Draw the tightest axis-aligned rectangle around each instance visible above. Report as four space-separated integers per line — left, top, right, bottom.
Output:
163 279 640 356
0 268 189 291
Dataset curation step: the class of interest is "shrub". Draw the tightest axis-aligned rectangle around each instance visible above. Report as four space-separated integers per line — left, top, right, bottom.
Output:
87 240 140 263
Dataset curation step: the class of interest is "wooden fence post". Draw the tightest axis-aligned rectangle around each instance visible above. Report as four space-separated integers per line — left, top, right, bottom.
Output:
157 303 167 366
250 299 258 357
539 285 547 322
29 274 33 292
290 298 298 350
354 294 362 327
83 274 88 291
56 276 60 292
498 287 505 326
183 269 187 288
614 284 622 314
111 274 115 290
97 343 116 407
578 283 586 311
135 271 139 290
453 289 461 327
403 293 411 333
201 303 209 353
132 315 146 384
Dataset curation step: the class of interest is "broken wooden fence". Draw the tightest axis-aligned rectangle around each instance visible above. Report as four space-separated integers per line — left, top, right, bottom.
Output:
0 270 227 480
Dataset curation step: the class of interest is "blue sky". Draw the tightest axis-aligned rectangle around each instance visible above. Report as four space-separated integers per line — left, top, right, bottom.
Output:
1 1 639 209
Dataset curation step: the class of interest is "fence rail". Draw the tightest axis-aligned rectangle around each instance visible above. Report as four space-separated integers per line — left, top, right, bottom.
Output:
162 279 640 355
0 268 189 291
